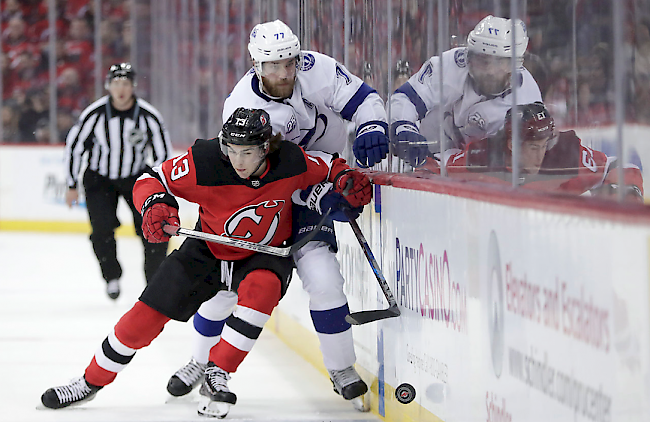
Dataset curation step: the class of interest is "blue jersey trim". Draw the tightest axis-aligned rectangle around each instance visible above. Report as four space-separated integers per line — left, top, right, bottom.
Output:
395 82 428 120
193 313 226 337
310 303 352 334
340 83 376 121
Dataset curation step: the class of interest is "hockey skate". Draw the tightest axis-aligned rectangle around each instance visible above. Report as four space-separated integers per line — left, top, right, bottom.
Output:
106 279 120 300
197 362 237 418
41 376 103 409
167 357 207 397
329 366 369 412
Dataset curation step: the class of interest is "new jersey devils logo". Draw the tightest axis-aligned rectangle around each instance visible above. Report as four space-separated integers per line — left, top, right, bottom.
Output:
223 200 285 245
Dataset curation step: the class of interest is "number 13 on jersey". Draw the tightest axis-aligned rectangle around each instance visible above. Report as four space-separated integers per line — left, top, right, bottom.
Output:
171 152 190 181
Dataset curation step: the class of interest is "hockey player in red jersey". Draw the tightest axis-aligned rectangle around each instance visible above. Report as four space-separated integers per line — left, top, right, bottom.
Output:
420 102 644 200
40 108 372 418
167 20 387 407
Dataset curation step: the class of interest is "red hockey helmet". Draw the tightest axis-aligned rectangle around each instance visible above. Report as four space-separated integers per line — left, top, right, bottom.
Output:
504 102 556 144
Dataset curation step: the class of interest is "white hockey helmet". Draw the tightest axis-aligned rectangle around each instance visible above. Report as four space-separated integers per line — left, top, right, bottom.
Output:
248 20 301 76
467 15 528 66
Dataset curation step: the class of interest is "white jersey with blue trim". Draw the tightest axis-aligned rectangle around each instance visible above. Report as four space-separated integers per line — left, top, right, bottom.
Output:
223 50 386 154
389 47 542 149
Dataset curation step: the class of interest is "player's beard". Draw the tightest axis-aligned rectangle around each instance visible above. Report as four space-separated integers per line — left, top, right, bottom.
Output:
262 77 295 99
470 72 511 97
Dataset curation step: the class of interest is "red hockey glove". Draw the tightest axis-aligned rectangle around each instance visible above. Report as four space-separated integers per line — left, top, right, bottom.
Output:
142 203 180 243
332 169 372 208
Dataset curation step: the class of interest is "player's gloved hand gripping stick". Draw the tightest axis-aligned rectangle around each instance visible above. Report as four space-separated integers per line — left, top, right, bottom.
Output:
341 205 400 325
162 209 331 257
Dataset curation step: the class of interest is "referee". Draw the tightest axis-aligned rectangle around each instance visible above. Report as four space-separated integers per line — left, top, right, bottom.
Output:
64 63 173 300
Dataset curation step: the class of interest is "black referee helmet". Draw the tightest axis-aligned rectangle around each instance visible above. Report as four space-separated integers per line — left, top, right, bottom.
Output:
105 62 136 89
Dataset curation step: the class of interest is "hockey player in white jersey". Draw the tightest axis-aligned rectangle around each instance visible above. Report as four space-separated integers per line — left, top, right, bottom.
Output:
389 15 543 166
165 19 388 410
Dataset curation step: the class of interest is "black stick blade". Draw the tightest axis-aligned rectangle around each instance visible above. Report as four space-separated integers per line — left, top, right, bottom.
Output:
345 306 400 325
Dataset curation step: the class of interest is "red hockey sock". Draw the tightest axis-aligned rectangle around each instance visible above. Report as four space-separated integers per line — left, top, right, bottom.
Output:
85 301 170 386
210 340 248 373
236 269 281 315
114 301 170 348
210 270 281 373
85 357 117 386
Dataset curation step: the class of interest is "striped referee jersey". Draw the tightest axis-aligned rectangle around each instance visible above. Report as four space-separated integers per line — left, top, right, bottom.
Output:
64 95 172 188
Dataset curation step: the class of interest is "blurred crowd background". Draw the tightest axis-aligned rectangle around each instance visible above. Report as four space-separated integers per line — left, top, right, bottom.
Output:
2 0 132 144
2 0 650 148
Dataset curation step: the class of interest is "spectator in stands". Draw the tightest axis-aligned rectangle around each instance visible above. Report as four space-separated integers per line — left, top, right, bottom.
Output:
64 0 93 22
419 102 644 201
65 17 94 89
113 20 132 61
29 1 68 50
57 106 75 144
634 21 650 78
1 0 23 24
632 19 650 121
101 0 128 26
1 102 20 143
10 50 44 94
34 117 50 144
10 84 27 109
523 51 549 98
67 17 93 52
634 73 650 123
3 16 32 69
18 89 48 143
543 55 571 126
572 78 612 126
586 43 613 106
99 20 121 68
1 52 11 100
53 39 73 73
57 67 87 116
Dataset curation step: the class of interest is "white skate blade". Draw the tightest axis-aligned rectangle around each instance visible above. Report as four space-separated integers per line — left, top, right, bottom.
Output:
198 395 231 418
351 395 370 412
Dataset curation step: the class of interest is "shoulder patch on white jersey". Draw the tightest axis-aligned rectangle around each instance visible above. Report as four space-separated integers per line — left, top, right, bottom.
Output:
286 115 297 133
300 53 316 71
468 112 486 130
417 61 434 84
454 49 467 68
303 98 315 109
335 63 352 85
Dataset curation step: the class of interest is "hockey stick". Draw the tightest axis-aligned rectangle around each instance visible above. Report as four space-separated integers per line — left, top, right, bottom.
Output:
163 209 331 257
342 207 400 325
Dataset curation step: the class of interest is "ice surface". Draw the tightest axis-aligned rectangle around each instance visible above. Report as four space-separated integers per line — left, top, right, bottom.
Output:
0 232 378 422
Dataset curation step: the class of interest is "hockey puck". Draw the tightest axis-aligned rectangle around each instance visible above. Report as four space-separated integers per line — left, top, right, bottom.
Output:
395 383 416 404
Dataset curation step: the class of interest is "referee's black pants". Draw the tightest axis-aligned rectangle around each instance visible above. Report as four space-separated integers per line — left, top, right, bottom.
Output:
83 169 168 285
